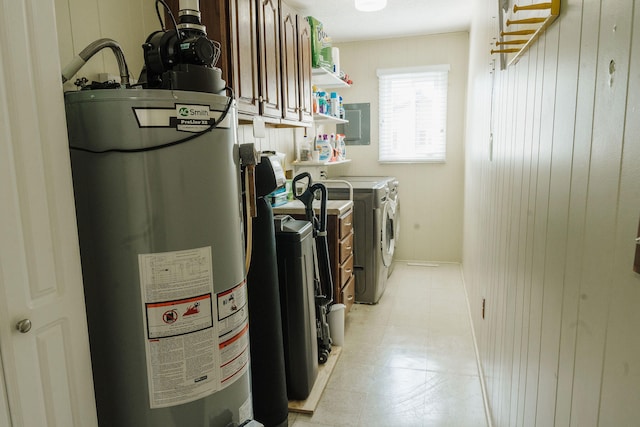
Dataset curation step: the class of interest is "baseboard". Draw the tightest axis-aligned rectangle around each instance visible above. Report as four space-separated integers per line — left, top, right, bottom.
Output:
460 267 494 427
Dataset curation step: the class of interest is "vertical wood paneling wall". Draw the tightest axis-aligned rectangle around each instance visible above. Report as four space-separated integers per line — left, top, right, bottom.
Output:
464 0 640 426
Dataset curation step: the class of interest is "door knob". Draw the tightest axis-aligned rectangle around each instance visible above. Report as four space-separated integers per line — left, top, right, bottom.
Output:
15 319 32 333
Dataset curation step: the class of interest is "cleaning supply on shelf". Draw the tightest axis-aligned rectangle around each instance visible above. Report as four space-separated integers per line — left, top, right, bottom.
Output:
312 85 319 114
331 47 340 76
316 134 332 162
330 92 339 117
336 134 346 160
329 134 337 161
318 92 327 115
299 135 312 161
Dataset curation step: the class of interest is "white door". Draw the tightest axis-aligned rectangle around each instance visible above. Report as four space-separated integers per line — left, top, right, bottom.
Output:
0 357 11 426
0 1 98 426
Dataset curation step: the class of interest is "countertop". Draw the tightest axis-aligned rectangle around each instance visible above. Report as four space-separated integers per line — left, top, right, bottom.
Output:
272 199 353 216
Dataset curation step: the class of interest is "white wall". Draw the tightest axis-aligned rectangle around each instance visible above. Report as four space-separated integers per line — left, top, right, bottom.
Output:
464 0 640 426
55 0 158 89
237 124 299 170
332 33 469 263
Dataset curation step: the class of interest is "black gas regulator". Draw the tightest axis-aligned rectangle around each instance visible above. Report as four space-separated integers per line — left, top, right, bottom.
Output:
139 0 225 93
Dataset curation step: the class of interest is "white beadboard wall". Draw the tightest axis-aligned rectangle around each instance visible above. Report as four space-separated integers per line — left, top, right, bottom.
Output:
55 0 159 89
236 124 299 168
332 33 469 263
464 0 640 426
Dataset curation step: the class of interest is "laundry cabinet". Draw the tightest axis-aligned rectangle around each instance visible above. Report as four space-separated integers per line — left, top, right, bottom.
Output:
327 207 355 314
273 200 355 314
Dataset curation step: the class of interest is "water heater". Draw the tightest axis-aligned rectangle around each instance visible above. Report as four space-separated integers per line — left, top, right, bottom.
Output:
65 88 253 426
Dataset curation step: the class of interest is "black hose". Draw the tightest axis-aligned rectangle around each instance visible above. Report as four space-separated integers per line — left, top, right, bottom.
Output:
155 0 181 40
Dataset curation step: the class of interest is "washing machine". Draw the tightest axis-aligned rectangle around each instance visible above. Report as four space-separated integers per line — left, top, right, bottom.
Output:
324 176 399 304
384 178 400 277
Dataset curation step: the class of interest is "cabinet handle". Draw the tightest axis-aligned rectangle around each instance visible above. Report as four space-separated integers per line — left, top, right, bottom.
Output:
345 268 352 273
347 295 354 301
345 245 352 251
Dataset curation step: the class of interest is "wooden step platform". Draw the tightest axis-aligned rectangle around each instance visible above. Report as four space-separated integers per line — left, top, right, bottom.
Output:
288 346 342 414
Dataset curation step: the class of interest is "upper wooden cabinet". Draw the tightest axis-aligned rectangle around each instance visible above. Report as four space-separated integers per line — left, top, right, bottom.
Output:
257 0 283 120
297 15 314 124
227 0 261 116
280 2 313 125
280 2 299 123
165 0 312 126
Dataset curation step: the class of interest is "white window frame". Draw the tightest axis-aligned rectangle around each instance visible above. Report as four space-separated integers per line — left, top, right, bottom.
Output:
377 64 450 163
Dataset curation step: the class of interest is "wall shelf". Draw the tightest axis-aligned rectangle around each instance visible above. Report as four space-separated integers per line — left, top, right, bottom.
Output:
313 113 348 124
312 67 351 88
292 159 351 167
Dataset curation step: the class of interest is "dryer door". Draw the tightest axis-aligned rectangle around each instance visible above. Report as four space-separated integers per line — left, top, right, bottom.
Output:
381 201 395 267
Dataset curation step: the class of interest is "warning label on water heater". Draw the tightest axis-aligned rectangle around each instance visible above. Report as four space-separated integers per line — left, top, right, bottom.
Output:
138 247 249 408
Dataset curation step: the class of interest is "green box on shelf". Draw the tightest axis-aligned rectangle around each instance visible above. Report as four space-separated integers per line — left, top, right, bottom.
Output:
306 16 331 69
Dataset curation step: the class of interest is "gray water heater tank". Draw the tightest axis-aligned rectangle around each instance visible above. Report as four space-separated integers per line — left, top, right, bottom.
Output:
65 89 252 427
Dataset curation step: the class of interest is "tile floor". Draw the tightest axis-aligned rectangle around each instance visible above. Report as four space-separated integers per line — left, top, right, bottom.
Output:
288 262 488 427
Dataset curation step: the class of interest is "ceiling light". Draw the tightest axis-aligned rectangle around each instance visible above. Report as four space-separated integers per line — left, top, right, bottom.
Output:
355 0 387 12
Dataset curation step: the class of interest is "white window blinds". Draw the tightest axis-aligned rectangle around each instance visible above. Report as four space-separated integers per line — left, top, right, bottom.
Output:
377 65 450 163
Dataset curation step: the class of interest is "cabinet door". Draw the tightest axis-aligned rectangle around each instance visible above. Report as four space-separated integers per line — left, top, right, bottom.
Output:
297 15 314 124
230 0 261 116
280 2 300 122
257 0 282 119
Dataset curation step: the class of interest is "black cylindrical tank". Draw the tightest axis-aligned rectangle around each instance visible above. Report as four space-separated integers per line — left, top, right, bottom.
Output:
246 198 289 427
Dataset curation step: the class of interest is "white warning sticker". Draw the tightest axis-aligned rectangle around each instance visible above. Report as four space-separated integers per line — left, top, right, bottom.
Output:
139 247 220 408
138 247 249 408
217 281 250 389
146 294 213 339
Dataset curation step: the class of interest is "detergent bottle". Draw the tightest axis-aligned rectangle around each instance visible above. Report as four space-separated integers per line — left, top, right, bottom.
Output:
337 134 346 160
317 134 332 161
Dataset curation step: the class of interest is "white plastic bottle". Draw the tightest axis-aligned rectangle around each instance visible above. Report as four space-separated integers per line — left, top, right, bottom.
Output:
337 134 346 160
330 92 339 117
317 134 332 161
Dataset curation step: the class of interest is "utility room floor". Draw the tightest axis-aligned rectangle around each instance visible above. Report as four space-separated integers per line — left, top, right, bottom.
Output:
288 262 488 427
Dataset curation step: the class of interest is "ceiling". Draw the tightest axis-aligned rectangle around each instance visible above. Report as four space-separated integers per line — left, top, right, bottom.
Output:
284 0 473 43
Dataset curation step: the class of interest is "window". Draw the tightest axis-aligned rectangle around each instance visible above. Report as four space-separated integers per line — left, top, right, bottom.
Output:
377 65 450 163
